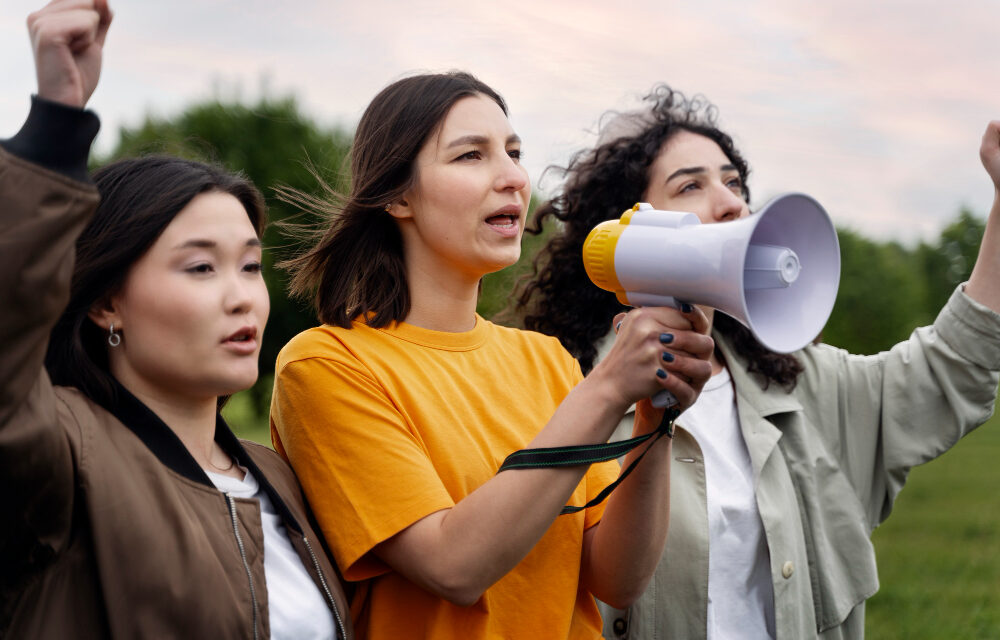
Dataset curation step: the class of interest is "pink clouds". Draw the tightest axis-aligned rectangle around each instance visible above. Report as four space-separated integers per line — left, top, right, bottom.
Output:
2 0 996 241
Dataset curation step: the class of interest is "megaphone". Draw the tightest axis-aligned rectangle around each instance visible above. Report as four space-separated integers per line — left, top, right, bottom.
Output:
583 192 840 406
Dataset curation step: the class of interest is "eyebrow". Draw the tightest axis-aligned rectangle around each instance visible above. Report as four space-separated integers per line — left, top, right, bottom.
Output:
665 163 739 184
445 133 521 149
172 238 262 250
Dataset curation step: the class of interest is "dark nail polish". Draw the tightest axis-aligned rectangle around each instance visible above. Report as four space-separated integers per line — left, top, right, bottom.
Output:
656 368 668 379
659 333 674 344
680 302 693 313
662 351 674 362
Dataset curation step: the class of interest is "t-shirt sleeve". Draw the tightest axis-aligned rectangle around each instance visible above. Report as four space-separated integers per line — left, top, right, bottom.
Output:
271 353 455 581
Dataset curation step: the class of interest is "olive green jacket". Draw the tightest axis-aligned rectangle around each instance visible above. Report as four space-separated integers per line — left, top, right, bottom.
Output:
600 288 1000 639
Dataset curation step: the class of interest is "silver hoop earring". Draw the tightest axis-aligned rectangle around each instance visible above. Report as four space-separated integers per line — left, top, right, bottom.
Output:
108 323 121 348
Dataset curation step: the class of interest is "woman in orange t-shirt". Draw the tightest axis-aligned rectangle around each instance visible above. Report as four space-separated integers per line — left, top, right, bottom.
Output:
271 72 714 639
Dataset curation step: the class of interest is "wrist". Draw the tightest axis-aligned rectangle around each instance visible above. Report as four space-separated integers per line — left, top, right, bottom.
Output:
581 361 634 418
0 95 99 182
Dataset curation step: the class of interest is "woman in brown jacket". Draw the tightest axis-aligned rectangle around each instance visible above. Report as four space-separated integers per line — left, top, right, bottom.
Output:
0 1 352 638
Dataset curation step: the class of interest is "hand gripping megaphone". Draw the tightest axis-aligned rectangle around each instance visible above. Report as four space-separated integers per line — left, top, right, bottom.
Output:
582 193 840 406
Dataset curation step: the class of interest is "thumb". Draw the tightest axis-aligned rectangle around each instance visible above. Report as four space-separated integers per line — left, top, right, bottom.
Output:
981 120 1000 189
612 312 628 335
94 0 113 47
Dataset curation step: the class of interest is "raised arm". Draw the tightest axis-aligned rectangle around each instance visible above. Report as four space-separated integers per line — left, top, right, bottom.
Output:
29 0 111 109
965 120 1000 312
0 0 109 569
794 125 1000 527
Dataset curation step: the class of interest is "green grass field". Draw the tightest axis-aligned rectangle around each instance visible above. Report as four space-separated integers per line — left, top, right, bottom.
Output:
866 407 1000 639
226 391 1000 638
223 388 272 446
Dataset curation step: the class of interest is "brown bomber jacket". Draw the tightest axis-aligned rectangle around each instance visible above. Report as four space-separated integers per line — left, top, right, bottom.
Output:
0 99 353 639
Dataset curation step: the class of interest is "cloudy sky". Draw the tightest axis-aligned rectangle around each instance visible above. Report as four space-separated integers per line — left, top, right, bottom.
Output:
3 0 998 242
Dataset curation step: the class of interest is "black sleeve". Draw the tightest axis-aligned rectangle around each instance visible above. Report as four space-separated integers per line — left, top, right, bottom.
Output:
0 95 100 183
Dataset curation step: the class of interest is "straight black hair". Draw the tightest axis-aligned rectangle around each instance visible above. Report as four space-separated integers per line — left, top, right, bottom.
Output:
45 155 266 407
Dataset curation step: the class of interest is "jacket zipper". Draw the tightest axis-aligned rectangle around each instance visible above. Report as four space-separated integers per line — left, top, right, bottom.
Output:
226 493 260 640
303 535 347 640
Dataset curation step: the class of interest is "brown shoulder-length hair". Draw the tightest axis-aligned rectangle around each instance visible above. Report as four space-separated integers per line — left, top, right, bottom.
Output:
511 84 803 390
281 71 507 328
45 156 266 408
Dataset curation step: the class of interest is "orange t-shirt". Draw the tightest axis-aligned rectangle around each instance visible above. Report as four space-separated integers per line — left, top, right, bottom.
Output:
270 316 620 639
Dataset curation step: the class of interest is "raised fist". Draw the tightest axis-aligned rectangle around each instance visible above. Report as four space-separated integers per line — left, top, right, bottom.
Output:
27 0 112 108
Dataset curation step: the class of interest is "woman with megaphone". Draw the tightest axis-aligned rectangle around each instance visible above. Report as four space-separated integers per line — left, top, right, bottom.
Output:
270 73 716 639
512 85 1000 640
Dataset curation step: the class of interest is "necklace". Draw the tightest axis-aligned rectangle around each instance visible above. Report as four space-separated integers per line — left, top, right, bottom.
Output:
208 449 236 473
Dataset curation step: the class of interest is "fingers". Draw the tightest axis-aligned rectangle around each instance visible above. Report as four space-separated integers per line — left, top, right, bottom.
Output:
660 353 712 404
654 333 713 410
617 303 713 369
659 334 713 380
602 305 715 414
656 326 714 365
28 0 102 29
26 0 110 108
620 305 693 333
981 120 1000 157
634 346 711 422
612 312 627 335
678 302 710 335
981 120 1000 190
624 302 710 335
31 7 101 49
983 120 1000 143
93 0 113 46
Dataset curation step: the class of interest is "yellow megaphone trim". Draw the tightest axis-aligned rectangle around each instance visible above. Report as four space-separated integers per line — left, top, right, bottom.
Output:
582 204 642 301
619 202 642 225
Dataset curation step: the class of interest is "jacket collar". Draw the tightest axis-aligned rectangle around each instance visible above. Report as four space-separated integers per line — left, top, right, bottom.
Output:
99 379 303 533
713 330 804 479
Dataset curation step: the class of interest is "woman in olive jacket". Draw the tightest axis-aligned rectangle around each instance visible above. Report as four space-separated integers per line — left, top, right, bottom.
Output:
0 2 352 638
513 84 1000 639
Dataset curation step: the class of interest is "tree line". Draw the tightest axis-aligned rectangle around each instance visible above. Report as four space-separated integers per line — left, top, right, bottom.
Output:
97 95 985 413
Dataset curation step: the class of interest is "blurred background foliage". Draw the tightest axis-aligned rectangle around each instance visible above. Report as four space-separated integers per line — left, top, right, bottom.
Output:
97 93 988 429
95 94 997 639
94 95 350 421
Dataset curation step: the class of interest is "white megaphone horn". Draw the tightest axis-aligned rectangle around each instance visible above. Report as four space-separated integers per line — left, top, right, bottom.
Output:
582 192 840 407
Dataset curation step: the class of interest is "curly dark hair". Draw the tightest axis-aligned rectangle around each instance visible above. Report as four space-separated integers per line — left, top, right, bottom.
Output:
512 84 803 390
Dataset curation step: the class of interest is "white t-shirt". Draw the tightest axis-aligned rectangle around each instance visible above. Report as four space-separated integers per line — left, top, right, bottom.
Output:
681 368 776 640
207 467 336 640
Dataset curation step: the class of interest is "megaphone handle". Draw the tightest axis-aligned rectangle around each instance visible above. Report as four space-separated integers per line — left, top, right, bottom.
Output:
652 390 678 408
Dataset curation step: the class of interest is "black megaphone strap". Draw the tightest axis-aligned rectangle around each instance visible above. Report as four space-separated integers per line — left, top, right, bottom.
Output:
496 408 678 515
